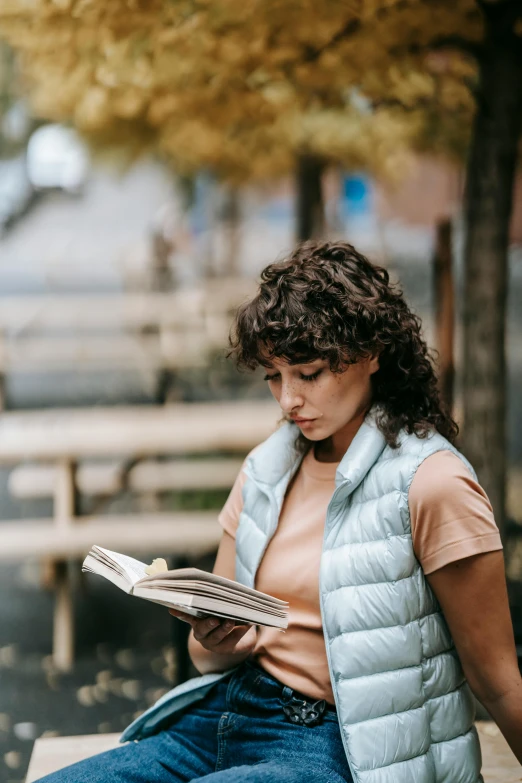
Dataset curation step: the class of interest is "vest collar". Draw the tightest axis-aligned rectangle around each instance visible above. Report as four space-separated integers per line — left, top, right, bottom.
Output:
246 407 387 493
244 419 300 487
335 409 387 492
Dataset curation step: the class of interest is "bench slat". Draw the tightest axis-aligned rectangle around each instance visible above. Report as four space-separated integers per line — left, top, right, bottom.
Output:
26 734 121 782
8 458 243 498
0 400 278 461
0 282 255 334
0 512 221 560
0 333 217 371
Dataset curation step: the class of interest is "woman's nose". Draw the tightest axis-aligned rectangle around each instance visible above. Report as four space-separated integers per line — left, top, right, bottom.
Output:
279 383 303 413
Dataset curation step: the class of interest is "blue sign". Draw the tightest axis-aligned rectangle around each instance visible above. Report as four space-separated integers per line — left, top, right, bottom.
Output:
341 173 373 218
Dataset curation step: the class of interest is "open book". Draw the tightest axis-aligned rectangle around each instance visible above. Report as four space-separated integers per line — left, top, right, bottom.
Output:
82 545 289 630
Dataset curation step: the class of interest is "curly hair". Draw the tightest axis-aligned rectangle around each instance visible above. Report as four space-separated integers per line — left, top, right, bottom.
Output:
228 240 457 449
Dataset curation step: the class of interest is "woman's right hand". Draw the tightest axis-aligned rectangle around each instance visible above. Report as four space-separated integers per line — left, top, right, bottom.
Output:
170 608 257 658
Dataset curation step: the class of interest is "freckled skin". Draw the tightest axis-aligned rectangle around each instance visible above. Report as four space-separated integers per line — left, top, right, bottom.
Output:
264 356 380 463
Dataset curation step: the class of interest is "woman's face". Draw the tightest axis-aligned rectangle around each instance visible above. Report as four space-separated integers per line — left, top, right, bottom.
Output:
263 355 379 442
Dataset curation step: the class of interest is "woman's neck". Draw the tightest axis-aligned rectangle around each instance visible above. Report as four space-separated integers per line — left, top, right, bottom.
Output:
314 409 367 463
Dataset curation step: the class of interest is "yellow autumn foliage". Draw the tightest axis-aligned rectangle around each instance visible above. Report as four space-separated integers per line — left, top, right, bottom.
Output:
0 0 482 180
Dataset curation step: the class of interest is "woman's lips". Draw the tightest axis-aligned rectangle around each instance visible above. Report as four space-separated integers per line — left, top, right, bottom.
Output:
292 417 316 426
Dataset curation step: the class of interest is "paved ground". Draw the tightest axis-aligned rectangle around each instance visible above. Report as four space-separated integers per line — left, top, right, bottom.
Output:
0 557 188 783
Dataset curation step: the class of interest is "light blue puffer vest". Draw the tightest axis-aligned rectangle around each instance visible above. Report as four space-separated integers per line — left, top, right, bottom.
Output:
121 413 483 783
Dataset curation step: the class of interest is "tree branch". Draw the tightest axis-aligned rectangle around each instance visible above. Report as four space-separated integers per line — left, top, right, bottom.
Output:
304 18 361 63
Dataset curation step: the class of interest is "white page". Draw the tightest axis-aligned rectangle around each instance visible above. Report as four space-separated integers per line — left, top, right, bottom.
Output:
148 580 287 615
134 587 288 629
93 546 148 585
137 567 288 606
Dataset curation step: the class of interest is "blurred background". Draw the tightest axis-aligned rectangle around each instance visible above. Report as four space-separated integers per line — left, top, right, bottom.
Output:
0 3 521 780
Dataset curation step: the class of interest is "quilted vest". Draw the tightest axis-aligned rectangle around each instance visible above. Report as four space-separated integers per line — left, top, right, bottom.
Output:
121 413 483 783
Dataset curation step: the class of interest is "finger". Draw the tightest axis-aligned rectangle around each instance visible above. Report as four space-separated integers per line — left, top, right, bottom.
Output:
204 624 256 654
228 624 253 641
193 616 226 641
207 624 251 647
168 608 198 626
204 619 237 645
200 621 253 648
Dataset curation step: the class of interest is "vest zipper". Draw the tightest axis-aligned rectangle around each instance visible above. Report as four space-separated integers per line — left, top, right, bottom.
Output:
248 465 357 782
319 481 358 783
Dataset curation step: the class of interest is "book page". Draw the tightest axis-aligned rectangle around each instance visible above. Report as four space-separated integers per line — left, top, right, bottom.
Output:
93 546 148 586
83 556 134 595
148 580 287 615
133 586 288 629
137 567 288 606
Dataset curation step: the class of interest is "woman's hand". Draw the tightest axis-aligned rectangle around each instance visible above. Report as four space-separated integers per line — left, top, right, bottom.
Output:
169 608 257 669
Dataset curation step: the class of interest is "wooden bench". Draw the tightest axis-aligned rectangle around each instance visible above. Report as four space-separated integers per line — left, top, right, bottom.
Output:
24 723 522 782
0 280 254 335
26 734 121 782
0 400 279 671
0 279 256 406
8 457 244 498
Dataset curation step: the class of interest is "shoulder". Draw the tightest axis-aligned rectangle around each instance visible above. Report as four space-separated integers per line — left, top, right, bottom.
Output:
217 444 263 538
411 449 479 503
409 450 501 574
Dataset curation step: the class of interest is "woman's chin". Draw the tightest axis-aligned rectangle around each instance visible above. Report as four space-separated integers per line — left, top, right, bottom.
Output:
297 423 325 440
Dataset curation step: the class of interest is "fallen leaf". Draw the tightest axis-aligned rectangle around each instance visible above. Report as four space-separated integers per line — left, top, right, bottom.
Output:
144 558 168 576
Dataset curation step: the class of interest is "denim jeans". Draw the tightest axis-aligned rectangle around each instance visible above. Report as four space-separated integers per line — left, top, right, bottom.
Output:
36 660 353 783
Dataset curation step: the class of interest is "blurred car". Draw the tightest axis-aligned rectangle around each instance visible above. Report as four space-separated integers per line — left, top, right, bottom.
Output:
26 124 89 194
0 156 35 235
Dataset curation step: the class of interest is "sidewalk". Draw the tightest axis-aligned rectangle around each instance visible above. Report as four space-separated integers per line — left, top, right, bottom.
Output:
0 561 177 783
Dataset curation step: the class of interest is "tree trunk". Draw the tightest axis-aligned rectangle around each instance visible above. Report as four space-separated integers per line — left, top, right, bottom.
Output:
433 218 455 413
462 1 522 541
296 155 326 241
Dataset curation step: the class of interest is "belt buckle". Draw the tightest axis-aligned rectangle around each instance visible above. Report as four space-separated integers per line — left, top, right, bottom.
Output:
282 695 327 727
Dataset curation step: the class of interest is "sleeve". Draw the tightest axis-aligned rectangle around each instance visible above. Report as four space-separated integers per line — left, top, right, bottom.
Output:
409 450 503 575
217 446 261 538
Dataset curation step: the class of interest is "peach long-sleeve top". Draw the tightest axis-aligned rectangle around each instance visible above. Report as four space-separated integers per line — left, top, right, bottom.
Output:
217 446 502 704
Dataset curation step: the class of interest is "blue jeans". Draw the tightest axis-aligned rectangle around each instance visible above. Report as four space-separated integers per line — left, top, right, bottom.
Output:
37 660 353 782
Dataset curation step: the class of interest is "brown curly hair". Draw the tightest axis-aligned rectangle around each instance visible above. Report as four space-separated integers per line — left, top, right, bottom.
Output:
228 240 457 449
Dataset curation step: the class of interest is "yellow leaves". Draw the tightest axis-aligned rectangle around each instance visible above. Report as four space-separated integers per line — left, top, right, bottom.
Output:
147 94 183 126
260 81 296 108
112 89 146 119
218 38 248 66
144 558 168 576
51 0 72 9
388 67 436 107
278 105 418 181
0 0 482 181
75 85 112 129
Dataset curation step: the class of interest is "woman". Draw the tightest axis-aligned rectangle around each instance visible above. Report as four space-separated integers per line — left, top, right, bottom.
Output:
39 241 522 783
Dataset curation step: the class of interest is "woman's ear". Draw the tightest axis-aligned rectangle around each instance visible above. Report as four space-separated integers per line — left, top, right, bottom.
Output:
368 353 380 375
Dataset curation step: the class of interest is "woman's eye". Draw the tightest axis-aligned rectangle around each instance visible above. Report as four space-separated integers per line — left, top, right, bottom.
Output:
301 370 321 382
262 370 321 382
